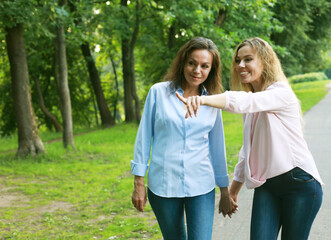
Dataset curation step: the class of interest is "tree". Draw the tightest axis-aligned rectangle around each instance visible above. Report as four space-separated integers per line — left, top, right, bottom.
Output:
69 1 115 127
33 77 63 132
5 23 45 157
0 0 46 156
120 0 141 122
54 0 75 148
270 0 331 76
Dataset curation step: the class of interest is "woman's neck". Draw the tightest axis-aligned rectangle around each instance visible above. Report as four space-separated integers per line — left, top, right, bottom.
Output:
183 86 200 98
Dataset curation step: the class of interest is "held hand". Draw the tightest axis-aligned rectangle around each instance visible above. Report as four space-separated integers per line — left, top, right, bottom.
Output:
176 92 201 118
219 195 239 218
219 187 239 218
131 177 147 212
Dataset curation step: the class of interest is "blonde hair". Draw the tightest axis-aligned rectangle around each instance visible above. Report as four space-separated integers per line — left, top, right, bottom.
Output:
230 37 288 92
230 37 304 126
164 37 223 94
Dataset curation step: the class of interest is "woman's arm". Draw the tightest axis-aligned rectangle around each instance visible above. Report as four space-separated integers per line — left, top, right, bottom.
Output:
132 176 147 212
177 83 296 116
229 180 244 204
131 87 156 211
176 92 226 118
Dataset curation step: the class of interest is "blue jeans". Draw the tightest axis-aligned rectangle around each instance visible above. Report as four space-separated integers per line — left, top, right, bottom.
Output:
147 188 215 240
251 167 323 240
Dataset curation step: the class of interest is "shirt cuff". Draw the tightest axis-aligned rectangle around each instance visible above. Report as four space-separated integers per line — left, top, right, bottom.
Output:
215 174 230 188
131 160 149 176
233 175 245 183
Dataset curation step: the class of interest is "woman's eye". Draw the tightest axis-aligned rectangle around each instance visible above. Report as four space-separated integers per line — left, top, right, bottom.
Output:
235 59 240 63
245 58 252 62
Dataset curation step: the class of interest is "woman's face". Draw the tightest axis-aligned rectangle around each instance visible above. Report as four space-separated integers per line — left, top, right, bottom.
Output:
235 45 264 91
183 49 213 91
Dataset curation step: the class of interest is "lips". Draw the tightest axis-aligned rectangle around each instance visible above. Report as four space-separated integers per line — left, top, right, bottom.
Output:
191 76 201 80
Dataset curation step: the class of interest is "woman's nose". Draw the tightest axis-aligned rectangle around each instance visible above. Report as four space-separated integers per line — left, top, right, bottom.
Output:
193 65 201 73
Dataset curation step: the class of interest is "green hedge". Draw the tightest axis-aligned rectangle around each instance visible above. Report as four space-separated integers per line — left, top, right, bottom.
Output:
289 72 328 83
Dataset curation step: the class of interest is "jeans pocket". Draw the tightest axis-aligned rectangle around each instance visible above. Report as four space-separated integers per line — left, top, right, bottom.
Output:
291 167 315 183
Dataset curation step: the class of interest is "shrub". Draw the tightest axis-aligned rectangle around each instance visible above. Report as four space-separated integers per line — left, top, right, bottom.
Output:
288 72 328 84
325 68 331 79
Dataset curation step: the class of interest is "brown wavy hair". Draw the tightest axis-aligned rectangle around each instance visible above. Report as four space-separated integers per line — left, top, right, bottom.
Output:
164 37 223 94
230 37 289 92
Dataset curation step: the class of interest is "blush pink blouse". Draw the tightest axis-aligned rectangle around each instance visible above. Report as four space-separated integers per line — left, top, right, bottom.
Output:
223 82 323 189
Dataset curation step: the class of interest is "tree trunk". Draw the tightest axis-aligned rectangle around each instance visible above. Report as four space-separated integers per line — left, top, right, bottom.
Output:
81 43 115 126
168 23 176 49
67 1 114 127
122 38 135 122
54 23 75 148
215 8 226 28
121 0 141 122
34 77 63 132
110 56 119 122
5 23 45 157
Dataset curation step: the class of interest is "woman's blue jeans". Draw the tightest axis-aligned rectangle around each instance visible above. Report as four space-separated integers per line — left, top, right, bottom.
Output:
251 167 323 240
147 188 215 240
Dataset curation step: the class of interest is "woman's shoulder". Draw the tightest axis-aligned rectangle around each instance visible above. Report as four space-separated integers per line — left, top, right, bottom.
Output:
149 81 173 95
268 81 291 90
150 81 171 90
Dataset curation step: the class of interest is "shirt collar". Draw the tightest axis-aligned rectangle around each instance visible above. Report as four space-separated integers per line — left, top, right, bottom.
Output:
175 85 208 96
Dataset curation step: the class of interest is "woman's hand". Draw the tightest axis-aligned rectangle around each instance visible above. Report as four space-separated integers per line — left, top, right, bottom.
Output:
176 91 226 117
176 92 203 118
219 187 239 218
131 176 147 212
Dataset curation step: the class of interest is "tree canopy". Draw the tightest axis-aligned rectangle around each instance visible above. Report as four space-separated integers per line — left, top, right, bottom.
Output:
0 0 330 139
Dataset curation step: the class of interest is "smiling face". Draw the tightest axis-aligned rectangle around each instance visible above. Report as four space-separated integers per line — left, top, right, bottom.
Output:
183 49 213 93
235 45 264 91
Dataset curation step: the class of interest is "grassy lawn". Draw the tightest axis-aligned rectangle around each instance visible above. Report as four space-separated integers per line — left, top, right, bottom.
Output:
0 80 329 239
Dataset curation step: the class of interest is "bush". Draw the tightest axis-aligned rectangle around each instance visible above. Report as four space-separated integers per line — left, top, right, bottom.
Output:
325 68 331 79
288 72 328 84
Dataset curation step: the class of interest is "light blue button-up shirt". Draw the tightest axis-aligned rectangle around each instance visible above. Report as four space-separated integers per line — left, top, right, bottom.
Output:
131 81 229 197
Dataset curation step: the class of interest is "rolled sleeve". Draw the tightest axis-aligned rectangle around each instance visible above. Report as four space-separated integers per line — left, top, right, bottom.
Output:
131 160 149 176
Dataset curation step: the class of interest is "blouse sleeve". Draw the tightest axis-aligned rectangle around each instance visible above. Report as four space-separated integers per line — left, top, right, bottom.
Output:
131 87 156 176
209 109 230 187
223 82 297 114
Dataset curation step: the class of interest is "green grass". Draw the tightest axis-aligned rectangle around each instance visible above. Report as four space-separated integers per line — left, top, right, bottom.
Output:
0 124 161 239
0 80 329 239
292 80 330 113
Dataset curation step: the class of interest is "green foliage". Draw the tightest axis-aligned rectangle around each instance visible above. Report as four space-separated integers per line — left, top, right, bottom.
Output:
289 72 328 84
0 0 330 136
0 0 37 28
292 80 330 113
270 0 331 76
325 66 331 79
136 0 279 89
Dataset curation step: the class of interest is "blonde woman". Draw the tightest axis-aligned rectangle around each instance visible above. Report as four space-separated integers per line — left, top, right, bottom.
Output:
177 37 323 240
